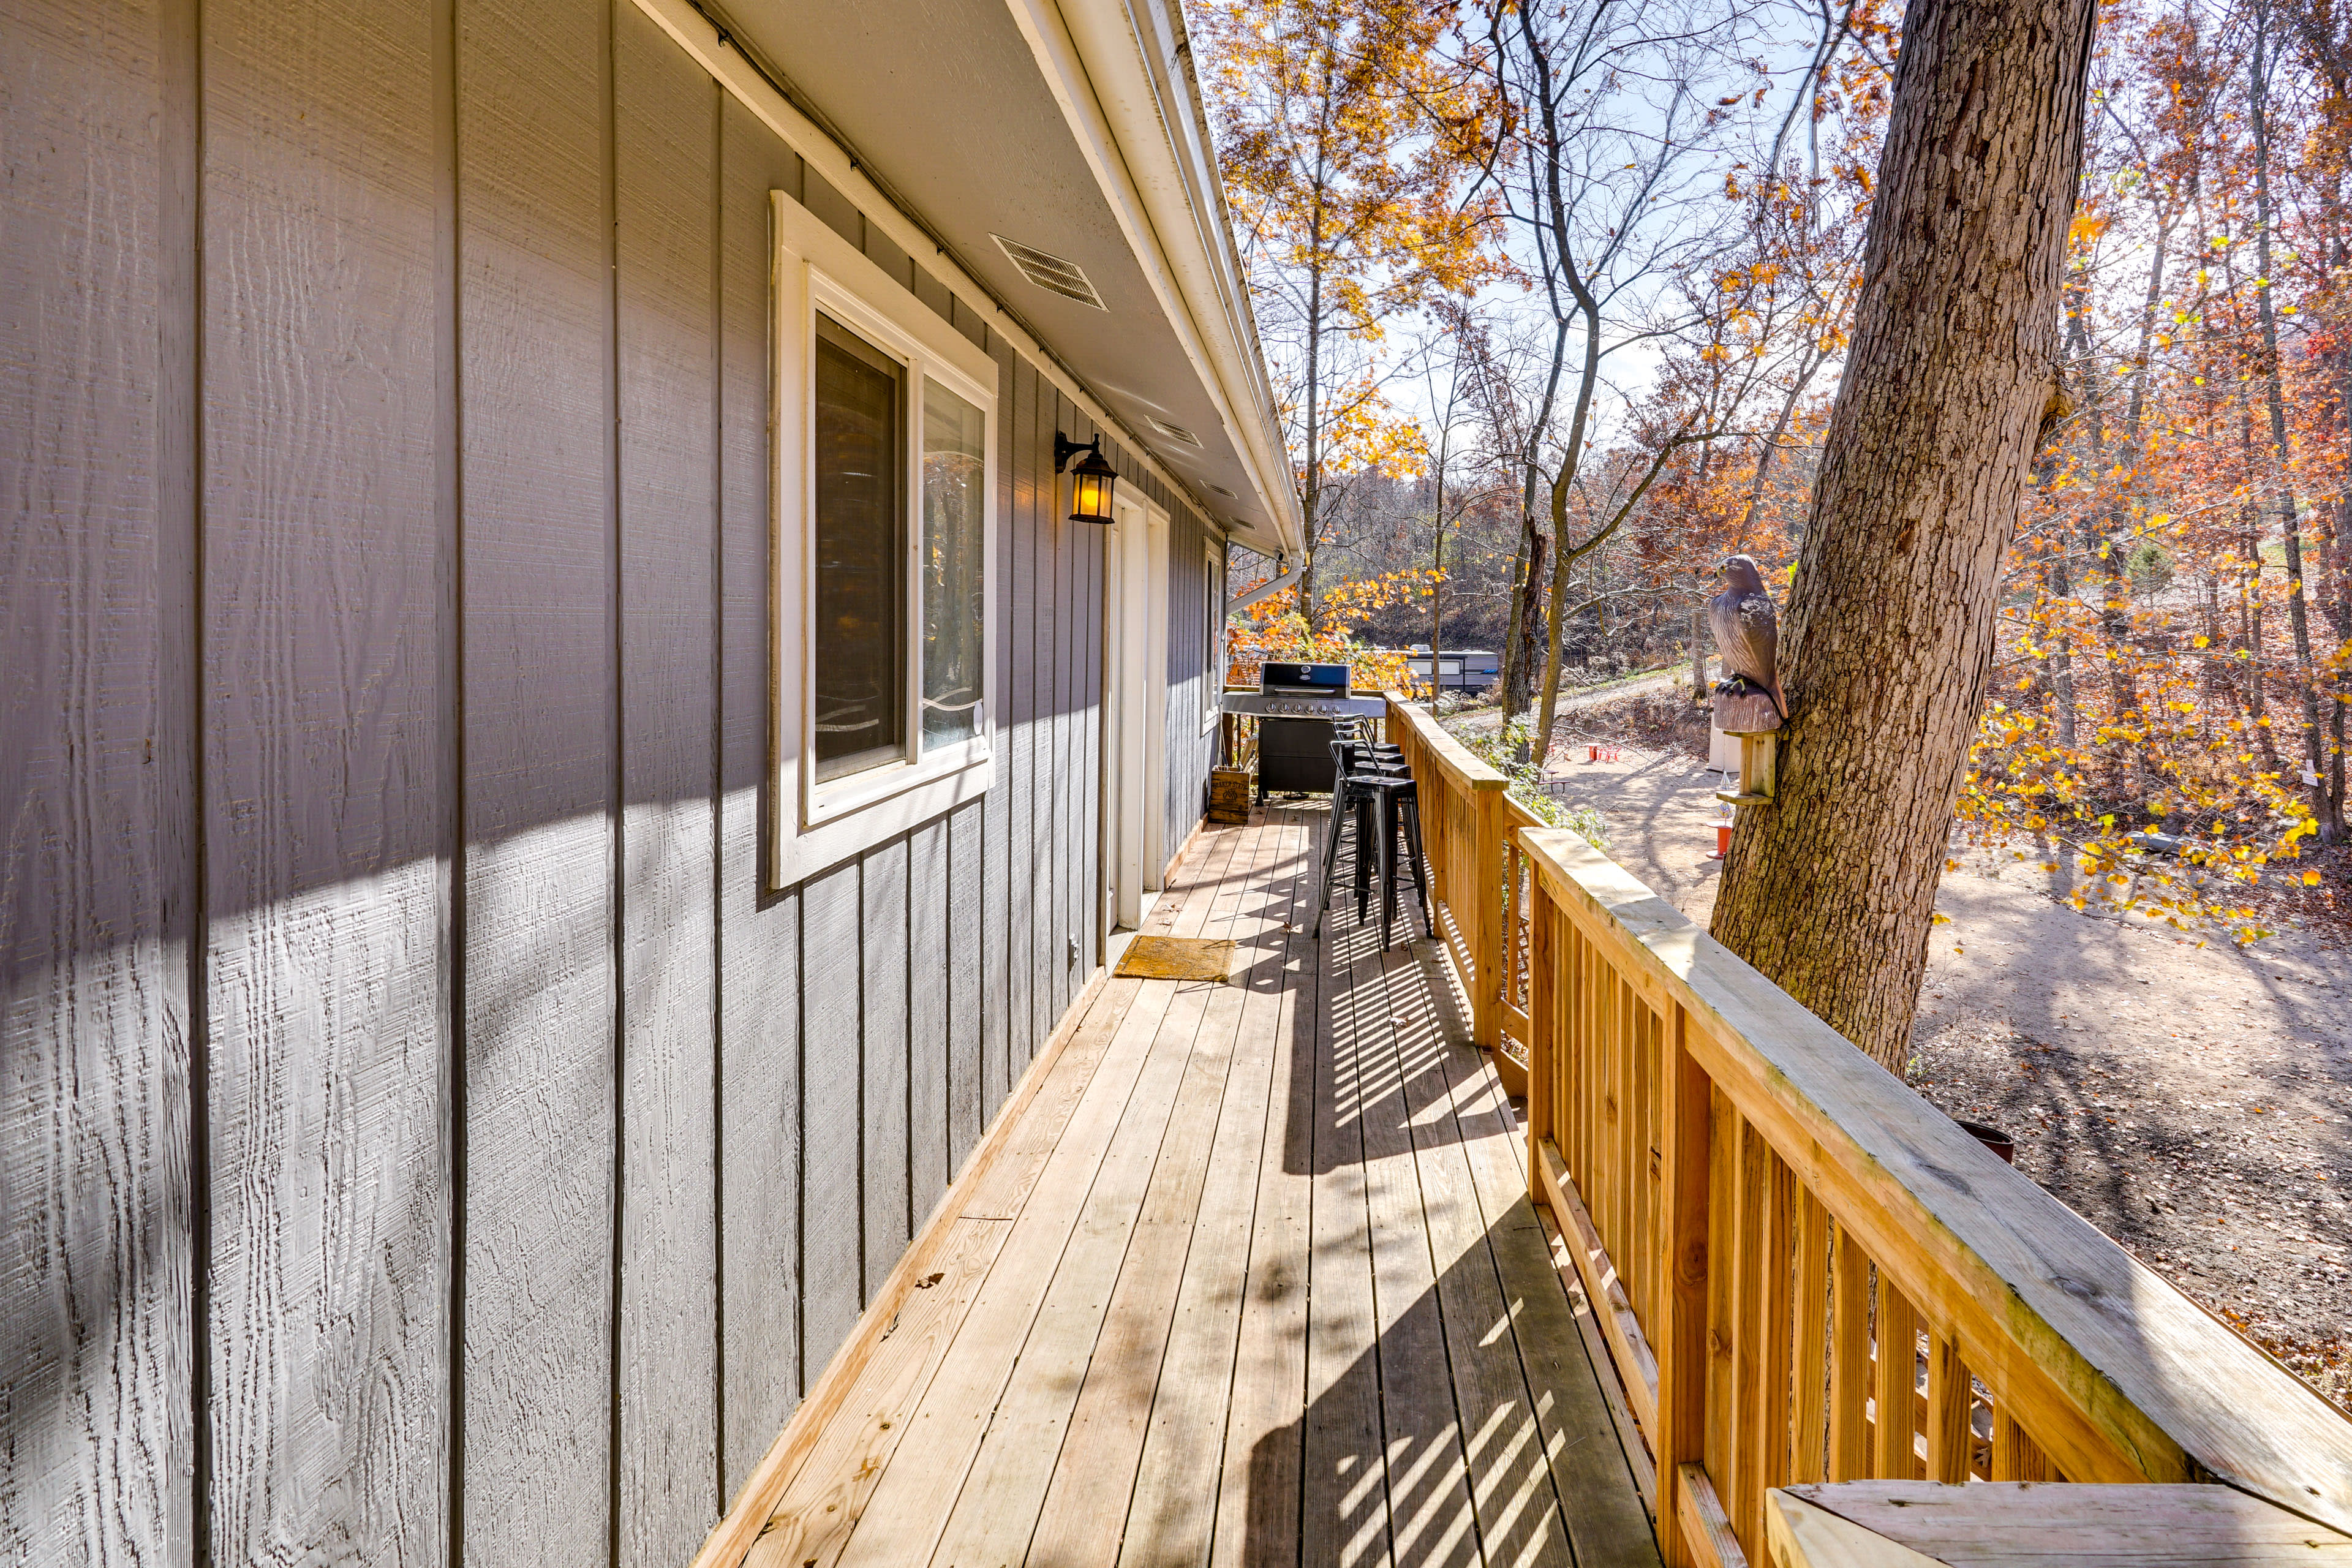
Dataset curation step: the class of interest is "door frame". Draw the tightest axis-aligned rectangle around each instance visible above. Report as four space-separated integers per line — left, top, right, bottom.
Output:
1101 491 1168 941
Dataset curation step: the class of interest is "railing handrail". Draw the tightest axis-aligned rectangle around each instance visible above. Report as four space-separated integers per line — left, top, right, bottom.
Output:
1381 692 1509 795
1514 823 2352 1542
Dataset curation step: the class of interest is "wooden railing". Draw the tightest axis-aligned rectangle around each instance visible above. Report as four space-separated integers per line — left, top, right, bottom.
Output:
1381 695 1509 1052
1380 696 1546 1091
1382 696 2352 1568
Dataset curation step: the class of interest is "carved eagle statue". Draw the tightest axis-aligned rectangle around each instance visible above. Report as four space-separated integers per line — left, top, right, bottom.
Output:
1706 554 1789 734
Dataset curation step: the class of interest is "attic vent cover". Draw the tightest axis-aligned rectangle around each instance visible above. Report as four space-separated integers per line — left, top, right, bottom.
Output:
1207 483 1238 499
1147 417 1204 447
992 235 1106 311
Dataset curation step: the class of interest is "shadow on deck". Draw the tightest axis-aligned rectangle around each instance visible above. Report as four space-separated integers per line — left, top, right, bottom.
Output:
725 808 1661 1568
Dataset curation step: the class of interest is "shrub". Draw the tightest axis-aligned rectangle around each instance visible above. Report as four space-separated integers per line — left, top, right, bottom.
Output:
1458 718 1609 846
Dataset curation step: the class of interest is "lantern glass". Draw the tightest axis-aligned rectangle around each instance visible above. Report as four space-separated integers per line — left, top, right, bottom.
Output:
1067 449 1117 524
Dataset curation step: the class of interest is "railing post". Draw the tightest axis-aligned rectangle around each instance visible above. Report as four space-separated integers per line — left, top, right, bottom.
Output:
1526 881 1553 1197
1469 783 1503 1049
1654 1008 1713 1568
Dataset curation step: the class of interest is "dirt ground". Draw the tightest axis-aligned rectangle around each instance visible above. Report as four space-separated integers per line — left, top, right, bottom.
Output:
1483 696 2352 1414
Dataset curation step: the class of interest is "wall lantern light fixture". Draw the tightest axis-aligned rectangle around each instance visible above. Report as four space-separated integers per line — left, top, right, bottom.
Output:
1054 432 1118 524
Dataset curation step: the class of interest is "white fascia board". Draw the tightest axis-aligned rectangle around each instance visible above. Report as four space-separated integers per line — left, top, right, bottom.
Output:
628 0 1219 530
1003 0 1304 557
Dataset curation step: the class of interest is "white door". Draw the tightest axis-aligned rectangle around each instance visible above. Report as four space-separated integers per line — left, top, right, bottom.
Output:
1102 494 1165 931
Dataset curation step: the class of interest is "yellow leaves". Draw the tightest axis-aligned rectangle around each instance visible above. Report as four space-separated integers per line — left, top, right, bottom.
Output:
2306 870 2324 886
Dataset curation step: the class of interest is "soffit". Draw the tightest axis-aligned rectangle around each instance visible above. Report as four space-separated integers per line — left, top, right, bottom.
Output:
717 0 1288 554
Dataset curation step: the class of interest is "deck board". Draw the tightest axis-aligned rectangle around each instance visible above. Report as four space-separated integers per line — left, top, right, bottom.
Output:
741 809 1661 1568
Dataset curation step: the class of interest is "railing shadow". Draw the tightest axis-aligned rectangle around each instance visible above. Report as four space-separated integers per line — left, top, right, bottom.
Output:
1223 1199 1657 1568
1193 812 1662 1567
1284 819 1490 1181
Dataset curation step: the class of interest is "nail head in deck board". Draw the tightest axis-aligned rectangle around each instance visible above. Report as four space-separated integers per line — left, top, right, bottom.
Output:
718 85 806 1486
616 8 724 1560
458 0 621 1552
1763 1489 1947 1568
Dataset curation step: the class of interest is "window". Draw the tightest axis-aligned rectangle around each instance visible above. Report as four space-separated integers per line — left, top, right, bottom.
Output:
772 193 998 888
813 315 907 782
922 379 987 751
1202 540 1226 732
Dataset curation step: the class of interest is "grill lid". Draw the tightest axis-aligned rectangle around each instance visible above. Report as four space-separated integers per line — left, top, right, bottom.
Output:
1259 662 1349 696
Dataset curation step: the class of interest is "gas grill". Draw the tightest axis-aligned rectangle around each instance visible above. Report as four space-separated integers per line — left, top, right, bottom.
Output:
1223 663 1387 802
1220 662 1389 722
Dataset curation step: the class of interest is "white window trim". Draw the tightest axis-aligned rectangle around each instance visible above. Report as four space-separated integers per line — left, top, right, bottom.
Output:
771 190 1000 889
1201 540 1225 734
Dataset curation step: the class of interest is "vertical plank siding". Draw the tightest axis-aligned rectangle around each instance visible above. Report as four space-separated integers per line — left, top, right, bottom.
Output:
613 11 723 1564
454 0 620 1558
0 5 1225 1565
714 91 806 1499
199 1 452 1564
0 1 190 1562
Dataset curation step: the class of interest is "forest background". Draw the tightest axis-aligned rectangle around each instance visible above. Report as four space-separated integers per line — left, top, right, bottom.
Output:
1193 0 2352 937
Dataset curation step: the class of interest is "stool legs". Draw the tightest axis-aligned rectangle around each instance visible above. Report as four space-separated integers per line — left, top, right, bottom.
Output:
1352 793 1373 920
1378 788 1401 950
1319 777 1433 952
1399 794 1431 938
1313 787 1351 938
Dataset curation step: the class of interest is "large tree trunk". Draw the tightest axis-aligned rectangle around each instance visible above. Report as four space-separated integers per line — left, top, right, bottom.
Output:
1708 0 2096 1074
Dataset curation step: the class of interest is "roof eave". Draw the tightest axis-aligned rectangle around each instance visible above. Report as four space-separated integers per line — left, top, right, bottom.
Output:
1003 0 1302 559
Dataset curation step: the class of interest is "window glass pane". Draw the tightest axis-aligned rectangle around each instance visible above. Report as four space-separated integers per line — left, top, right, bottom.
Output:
813 313 905 782
1205 551 1223 687
921 378 987 750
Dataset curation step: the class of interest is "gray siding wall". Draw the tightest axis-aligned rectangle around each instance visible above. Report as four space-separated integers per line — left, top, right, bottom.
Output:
0 2 1220 1563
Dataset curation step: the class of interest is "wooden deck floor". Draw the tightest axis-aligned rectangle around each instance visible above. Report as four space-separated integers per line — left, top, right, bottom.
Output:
738 809 1662 1568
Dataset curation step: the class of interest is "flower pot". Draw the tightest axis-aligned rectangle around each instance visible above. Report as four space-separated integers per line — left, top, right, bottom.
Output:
1954 1118 2016 1164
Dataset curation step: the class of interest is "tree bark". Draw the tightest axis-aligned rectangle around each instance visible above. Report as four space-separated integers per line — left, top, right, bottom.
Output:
1708 0 2097 1074
2249 0 2341 839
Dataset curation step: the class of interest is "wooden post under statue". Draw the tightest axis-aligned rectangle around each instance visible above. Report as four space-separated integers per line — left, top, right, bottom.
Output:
1706 554 1787 812
1719 731 1777 808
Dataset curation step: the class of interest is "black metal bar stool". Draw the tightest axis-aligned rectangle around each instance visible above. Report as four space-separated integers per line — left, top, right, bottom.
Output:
1313 741 1386 937
1313 744 1430 949
1354 772 1431 950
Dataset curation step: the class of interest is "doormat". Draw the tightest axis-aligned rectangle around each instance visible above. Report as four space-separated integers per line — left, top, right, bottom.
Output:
1114 937 1235 982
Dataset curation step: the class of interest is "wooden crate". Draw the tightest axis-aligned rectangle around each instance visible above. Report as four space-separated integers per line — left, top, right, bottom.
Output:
1208 767 1254 824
